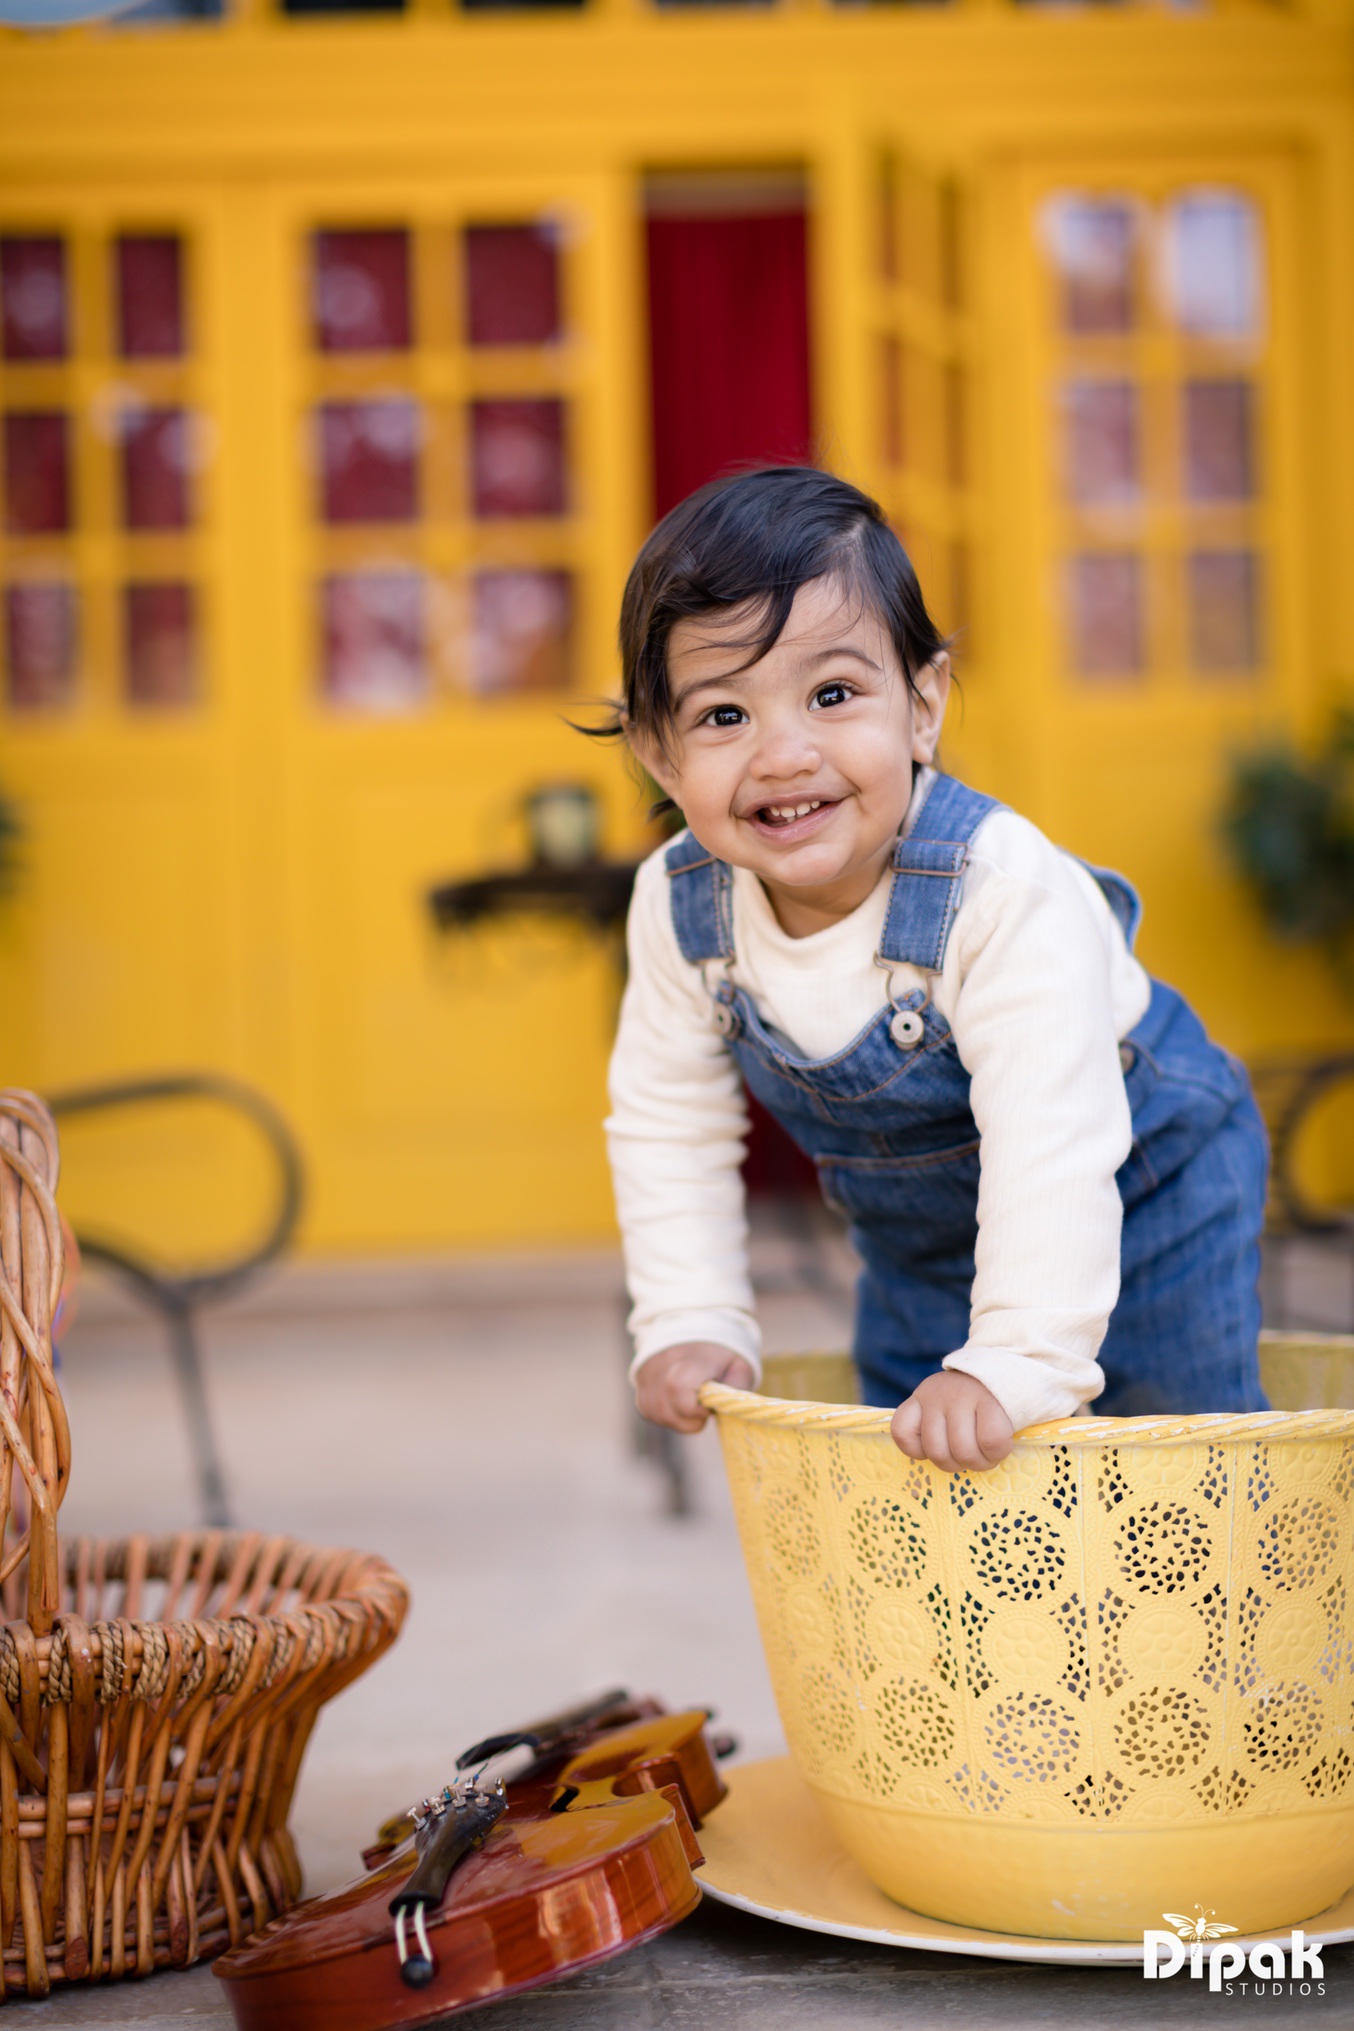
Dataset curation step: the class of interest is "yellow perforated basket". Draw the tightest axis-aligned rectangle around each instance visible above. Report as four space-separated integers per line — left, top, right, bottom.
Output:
703 1346 1354 1942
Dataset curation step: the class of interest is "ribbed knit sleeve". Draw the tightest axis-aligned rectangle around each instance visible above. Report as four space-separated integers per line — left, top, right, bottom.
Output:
605 848 760 1380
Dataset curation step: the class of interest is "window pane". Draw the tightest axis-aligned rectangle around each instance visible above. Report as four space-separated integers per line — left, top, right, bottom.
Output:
470 398 567 518
322 572 425 709
1064 380 1139 506
471 570 572 694
4 412 71 534
124 582 197 704
464 225 561 347
313 229 412 353
1163 191 1261 339
1 238 68 362
1183 380 1253 502
318 401 419 523
5 583 76 709
121 407 191 530
1188 550 1259 672
1045 198 1137 335
116 236 185 359
1068 553 1143 676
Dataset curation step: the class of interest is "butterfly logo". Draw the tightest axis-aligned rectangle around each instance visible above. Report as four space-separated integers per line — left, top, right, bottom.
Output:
1162 1907 1239 1943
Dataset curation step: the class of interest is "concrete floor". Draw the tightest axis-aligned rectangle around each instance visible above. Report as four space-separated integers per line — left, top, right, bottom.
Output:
27 1227 1354 2026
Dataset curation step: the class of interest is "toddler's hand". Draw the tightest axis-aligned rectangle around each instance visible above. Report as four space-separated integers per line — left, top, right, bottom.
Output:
634 1342 757 1434
891 1370 1014 1472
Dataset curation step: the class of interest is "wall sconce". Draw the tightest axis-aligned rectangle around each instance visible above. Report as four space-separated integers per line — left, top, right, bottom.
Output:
524 782 601 870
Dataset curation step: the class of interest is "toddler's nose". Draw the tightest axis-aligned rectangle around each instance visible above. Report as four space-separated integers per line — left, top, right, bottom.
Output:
751 720 822 783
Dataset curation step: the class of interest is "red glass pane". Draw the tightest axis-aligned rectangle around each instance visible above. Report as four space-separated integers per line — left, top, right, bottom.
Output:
1188 551 1259 673
1184 381 1254 502
470 399 566 519
121 408 190 530
1 238 67 361
313 230 412 353
116 236 185 359
1065 380 1139 506
322 573 425 709
124 582 197 705
4 412 71 534
1048 199 1136 335
318 402 419 523
471 570 572 695
5 583 76 709
1068 553 1143 677
464 225 560 347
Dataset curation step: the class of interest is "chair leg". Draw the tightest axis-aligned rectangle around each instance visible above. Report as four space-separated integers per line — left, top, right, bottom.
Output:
165 1303 231 1529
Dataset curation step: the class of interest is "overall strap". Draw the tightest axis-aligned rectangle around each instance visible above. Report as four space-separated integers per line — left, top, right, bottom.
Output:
664 830 736 964
879 774 1004 971
1078 858 1143 950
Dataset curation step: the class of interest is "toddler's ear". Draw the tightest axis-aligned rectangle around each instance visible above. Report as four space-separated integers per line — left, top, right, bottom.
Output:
910 652 951 766
626 720 680 804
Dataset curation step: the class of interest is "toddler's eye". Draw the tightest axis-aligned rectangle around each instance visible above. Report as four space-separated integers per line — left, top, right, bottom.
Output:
811 681 853 710
703 704 747 729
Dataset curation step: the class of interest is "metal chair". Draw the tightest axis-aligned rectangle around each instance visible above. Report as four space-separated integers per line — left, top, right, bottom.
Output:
48 1073 304 1528
1252 1052 1354 1332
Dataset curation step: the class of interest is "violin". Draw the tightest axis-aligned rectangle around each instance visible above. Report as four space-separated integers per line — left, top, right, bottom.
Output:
214 1690 728 2028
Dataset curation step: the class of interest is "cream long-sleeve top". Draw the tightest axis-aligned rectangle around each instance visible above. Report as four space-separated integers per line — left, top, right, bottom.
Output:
605 773 1154 1433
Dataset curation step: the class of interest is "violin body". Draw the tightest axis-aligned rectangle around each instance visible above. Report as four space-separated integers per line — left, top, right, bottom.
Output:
214 1705 726 2029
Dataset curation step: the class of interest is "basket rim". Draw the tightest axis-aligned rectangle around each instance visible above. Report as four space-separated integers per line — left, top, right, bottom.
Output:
700 1381 1354 1447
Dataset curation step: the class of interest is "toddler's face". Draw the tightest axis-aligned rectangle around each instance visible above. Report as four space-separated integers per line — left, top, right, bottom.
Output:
636 575 949 920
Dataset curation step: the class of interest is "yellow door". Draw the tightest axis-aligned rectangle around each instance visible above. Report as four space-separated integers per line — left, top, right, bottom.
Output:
0 184 264 1258
260 170 646 1250
998 150 1335 1059
1 169 651 1255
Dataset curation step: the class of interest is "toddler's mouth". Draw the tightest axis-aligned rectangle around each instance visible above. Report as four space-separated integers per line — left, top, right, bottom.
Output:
748 798 838 838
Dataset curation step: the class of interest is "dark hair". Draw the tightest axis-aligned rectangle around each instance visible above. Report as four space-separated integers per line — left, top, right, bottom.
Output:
589 466 947 762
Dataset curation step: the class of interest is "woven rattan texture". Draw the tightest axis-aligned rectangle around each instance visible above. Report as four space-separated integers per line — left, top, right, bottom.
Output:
706 1382 1354 1837
0 1090 407 1994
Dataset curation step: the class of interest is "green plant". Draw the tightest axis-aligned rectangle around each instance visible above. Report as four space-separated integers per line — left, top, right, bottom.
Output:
1222 709 1354 995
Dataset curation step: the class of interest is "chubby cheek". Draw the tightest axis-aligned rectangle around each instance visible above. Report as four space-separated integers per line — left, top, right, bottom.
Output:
837 726 912 810
678 757 744 833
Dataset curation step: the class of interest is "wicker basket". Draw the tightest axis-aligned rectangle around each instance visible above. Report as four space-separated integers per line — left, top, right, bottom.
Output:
704 1374 1354 1941
0 1090 407 1994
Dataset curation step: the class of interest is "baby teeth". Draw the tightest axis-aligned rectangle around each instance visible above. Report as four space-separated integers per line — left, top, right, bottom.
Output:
765 800 822 820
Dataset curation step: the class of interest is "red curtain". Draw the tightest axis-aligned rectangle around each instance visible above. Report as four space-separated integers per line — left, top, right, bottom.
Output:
647 206 819 1197
646 211 813 519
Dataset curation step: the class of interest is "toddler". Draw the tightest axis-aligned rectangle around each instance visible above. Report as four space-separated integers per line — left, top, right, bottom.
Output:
602 467 1268 1471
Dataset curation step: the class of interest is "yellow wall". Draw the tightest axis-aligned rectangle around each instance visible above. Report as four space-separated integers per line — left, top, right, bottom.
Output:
1 1 1352 1257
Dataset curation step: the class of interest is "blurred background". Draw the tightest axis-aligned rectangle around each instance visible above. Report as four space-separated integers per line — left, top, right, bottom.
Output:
2 5 1354 1968
0 0 1351 1266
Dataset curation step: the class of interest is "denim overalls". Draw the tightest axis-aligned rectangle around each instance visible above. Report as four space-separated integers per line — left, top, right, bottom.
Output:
666 773 1269 1417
